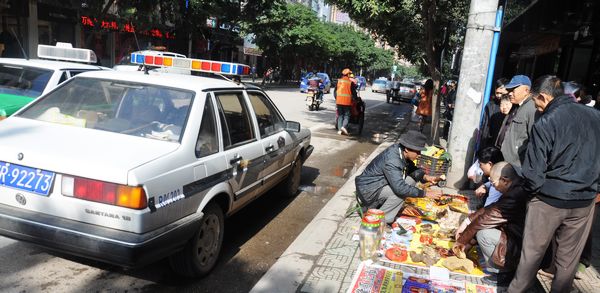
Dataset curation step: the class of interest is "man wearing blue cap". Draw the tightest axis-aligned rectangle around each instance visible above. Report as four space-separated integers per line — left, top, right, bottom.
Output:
496 75 538 168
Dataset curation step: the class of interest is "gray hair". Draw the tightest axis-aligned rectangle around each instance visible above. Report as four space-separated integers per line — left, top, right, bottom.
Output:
490 162 520 182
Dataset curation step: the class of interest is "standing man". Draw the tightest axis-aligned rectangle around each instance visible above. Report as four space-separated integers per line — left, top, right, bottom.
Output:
498 75 538 168
508 75 600 293
355 130 442 224
251 64 257 82
334 68 355 135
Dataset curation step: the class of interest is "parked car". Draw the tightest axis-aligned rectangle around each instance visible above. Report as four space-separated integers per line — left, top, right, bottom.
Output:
371 79 389 93
0 43 108 119
0 53 313 278
356 76 367 91
300 72 331 93
387 81 417 103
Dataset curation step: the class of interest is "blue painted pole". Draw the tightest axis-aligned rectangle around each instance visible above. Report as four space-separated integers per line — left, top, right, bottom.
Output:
476 5 504 152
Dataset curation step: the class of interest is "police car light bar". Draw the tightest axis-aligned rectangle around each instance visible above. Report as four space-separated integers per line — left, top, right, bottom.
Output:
37 42 98 64
130 52 251 76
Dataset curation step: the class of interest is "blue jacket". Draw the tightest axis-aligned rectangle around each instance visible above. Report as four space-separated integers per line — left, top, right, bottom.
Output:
522 95 600 208
355 143 425 205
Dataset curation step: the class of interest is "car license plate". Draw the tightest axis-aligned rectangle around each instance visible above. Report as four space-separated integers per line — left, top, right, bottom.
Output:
0 161 55 196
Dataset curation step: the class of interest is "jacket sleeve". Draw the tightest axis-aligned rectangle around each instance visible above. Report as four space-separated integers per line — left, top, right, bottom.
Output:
458 204 507 245
522 122 552 193
480 104 491 140
383 154 424 198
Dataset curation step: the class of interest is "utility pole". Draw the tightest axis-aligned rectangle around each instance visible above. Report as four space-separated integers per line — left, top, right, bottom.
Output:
446 0 499 188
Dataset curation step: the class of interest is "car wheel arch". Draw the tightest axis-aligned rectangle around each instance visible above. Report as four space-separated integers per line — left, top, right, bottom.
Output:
196 183 233 216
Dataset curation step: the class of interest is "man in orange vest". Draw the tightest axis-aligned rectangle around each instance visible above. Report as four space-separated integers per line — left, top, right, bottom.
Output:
335 68 355 135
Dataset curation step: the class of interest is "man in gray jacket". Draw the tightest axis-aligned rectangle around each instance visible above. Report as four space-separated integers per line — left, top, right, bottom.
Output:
355 130 442 224
497 75 538 168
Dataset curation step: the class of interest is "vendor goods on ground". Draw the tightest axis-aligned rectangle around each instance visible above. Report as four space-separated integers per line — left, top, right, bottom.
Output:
380 195 487 277
347 261 497 293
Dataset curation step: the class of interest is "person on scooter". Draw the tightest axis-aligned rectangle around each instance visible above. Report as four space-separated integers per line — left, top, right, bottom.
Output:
308 70 324 102
334 68 356 135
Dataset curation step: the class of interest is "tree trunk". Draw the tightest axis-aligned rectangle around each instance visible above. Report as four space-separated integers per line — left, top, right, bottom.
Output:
422 0 441 144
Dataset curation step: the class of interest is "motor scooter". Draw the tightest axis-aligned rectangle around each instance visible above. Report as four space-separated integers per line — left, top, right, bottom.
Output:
306 79 324 111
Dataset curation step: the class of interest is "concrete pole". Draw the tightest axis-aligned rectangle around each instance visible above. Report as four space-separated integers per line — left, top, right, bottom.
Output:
446 0 499 189
27 0 38 58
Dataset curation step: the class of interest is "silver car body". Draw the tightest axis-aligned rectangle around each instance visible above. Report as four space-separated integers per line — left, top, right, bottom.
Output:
0 70 312 268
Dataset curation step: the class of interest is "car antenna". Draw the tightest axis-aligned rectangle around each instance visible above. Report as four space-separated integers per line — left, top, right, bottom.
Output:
10 28 28 60
131 23 149 74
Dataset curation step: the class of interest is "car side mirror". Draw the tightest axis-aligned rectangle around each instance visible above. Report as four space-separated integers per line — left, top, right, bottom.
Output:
285 121 301 132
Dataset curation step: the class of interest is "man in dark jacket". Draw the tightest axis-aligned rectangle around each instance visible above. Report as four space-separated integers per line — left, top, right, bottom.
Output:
355 130 442 224
453 162 528 286
498 75 538 168
508 76 600 293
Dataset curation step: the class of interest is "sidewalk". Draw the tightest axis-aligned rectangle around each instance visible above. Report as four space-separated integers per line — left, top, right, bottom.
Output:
251 114 600 293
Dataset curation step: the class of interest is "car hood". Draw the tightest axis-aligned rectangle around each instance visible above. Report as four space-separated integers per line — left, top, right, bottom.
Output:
0 118 180 185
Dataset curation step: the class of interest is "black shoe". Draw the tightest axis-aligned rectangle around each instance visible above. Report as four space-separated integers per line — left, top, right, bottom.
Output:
482 272 514 287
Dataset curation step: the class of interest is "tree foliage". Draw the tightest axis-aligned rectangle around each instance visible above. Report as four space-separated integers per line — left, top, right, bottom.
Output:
327 0 469 78
248 3 394 79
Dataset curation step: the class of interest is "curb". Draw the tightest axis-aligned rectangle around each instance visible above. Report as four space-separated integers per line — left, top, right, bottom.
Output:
250 140 394 293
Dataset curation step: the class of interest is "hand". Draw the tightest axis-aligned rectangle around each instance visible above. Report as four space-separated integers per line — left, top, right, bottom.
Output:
425 189 442 199
475 185 487 198
452 243 465 257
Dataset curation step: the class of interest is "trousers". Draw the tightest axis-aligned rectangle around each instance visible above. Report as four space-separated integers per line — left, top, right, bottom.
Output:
508 198 595 293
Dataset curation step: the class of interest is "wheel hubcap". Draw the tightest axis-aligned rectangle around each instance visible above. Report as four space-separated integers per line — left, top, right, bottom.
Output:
195 214 220 266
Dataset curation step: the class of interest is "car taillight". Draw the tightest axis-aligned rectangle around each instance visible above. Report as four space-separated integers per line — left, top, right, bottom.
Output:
61 176 147 209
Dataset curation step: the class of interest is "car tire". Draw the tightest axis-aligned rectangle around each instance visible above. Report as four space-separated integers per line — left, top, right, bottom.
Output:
169 202 224 278
278 155 303 197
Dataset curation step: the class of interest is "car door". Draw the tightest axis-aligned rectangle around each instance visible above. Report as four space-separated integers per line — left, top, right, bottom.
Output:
213 91 264 207
246 90 293 192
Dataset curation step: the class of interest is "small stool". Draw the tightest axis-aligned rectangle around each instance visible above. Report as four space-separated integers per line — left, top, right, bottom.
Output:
345 192 366 218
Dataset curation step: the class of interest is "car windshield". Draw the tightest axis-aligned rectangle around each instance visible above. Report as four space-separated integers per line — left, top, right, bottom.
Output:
0 64 53 97
18 77 194 142
374 80 387 85
400 83 415 88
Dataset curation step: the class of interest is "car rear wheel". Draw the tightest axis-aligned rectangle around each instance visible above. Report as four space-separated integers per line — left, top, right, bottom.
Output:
169 202 224 278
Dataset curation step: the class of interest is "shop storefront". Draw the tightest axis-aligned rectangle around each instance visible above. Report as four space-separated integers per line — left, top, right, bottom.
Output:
79 16 177 66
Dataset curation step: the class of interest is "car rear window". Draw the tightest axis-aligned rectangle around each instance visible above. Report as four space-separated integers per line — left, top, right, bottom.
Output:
0 64 53 97
374 80 387 85
18 77 194 142
400 83 415 88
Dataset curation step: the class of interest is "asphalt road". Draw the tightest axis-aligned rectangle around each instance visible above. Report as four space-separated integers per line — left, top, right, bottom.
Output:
0 87 413 293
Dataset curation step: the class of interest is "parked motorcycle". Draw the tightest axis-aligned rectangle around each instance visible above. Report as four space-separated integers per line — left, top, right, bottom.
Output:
306 79 324 111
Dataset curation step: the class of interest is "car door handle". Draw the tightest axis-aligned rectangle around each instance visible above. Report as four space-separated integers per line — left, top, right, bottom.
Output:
230 156 242 165
265 144 275 152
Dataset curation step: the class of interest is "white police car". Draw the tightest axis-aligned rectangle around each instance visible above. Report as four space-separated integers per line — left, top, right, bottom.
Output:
0 53 313 277
0 42 108 119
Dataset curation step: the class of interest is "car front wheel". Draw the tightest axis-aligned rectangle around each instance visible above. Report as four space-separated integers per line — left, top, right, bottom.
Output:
169 202 224 278
278 155 302 197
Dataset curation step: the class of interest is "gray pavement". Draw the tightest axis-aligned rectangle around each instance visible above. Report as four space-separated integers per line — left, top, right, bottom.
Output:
251 112 600 293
